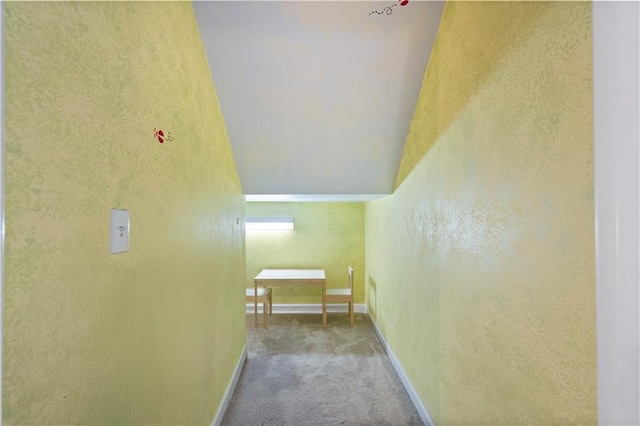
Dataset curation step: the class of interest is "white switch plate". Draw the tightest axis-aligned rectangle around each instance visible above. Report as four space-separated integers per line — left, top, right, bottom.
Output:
110 209 130 254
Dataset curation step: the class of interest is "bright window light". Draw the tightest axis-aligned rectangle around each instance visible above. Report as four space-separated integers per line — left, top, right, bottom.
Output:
246 216 294 230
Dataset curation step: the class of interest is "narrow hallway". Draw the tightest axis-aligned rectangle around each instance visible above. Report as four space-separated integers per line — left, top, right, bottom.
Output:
223 314 423 425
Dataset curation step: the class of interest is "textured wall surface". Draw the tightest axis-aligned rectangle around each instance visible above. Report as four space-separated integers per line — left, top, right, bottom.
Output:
366 2 595 424
4 2 246 424
246 203 365 304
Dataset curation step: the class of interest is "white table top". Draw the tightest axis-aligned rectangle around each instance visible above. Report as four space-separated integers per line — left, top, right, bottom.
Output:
254 269 326 280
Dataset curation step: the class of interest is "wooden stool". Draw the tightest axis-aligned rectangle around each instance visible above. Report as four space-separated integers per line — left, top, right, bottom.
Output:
246 287 272 328
323 266 354 327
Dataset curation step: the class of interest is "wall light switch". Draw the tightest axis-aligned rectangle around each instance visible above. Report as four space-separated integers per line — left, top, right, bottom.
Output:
110 209 130 254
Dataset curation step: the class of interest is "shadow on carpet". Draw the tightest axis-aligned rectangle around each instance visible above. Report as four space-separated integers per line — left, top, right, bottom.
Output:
222 313 424 426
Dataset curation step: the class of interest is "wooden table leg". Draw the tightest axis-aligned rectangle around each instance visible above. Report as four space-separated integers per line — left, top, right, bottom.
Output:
322 282 327 329
263 298 268 329
254 281 258 328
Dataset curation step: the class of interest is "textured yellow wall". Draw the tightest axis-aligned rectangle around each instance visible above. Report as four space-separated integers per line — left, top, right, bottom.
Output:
4 2 246 424
366 2 595 424
246 202 365 304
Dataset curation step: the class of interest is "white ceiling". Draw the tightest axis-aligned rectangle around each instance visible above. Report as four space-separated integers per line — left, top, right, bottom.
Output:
193 1 444 198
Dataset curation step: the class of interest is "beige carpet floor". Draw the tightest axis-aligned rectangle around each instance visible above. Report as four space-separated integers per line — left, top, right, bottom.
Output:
222 313 424 426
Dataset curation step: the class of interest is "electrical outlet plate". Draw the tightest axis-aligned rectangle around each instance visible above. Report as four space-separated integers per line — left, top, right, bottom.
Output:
110 209 130 254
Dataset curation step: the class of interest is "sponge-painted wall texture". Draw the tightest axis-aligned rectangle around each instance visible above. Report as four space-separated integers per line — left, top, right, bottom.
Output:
366 2 595 424
246 202 365 304
4 2 245 424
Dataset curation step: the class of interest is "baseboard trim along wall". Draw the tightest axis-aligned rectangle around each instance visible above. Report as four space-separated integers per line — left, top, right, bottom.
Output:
368 315 436 426
245 303 367 314
211 343 247 426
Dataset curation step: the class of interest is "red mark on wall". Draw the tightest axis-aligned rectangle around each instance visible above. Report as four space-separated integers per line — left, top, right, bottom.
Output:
154 128 164 144
369 0 408 16
154 128 174 144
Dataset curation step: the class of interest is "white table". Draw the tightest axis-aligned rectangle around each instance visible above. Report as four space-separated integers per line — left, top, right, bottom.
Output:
253 269 327 328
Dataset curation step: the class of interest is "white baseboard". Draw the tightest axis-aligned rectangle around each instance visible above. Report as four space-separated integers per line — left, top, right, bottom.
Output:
246 303 367 314
368 315 436 426
211 343 247 426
